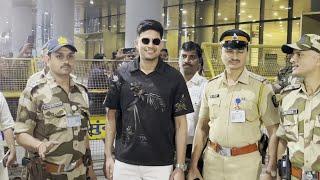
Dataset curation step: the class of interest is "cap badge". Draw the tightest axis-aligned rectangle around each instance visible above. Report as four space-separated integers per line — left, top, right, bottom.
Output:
232 33 239 41
58 36 68 46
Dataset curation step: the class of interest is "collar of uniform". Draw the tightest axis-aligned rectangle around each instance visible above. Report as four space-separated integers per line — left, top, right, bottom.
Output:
299 82 320 97
221 68 249 85
129 57 166 74
45 72 78 89
188 72 203 85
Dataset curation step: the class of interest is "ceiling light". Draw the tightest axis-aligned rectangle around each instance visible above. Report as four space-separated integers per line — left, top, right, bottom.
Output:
200 17 203 20
279 5 285 9
182 10 187 14
224 17 228 21
162 13 165 17
180 8 184 11
273 12 278 16
183 22 187 25
218 12 221 16
241 2 246 6
90 0 94 5
248 15 252 18
241 10 246 13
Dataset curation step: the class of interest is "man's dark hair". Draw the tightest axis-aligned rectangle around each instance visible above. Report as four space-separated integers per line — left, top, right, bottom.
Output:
160 49 168 53
94 53 104 59
181 41 204 75
137 19 164 39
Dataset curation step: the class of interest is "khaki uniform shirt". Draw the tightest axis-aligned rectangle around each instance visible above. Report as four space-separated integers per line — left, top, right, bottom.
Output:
199 68 280 147
276 83 320 171
15 72 89 166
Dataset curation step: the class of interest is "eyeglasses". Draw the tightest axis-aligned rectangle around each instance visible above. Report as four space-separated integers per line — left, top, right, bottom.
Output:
141 38 161 45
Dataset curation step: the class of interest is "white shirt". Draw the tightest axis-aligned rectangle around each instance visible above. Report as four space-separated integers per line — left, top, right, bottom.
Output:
185 73 207 144
0 92 14 132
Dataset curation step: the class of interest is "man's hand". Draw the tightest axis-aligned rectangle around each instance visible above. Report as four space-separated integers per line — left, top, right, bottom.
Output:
170 168 185 180
37 141 59 159
104 156 115 180
5 149 17 167
87 165 97 180
187 166 203 180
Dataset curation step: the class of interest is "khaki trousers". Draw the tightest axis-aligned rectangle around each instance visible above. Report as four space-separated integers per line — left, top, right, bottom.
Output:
203 146 262 180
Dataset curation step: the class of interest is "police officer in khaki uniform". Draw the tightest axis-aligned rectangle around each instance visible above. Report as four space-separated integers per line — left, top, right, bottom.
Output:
187 29 280 180
277 34 320 180
15 37 96 180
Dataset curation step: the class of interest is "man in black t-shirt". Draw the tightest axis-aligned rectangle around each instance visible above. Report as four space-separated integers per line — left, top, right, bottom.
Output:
104 19 194 180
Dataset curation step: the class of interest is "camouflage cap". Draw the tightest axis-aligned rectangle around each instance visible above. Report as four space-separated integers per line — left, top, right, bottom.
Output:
47 36 77 54
282 34 320 54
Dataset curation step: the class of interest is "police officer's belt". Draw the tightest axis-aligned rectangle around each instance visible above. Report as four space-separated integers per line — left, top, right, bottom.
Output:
208 140 258 156
292 166 320 180
44 158 83 173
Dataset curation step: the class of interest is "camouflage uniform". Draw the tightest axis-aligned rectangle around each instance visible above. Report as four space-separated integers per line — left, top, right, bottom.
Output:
276 83 320 179
277 34 320 179
26 68 47 89
15 72 89 180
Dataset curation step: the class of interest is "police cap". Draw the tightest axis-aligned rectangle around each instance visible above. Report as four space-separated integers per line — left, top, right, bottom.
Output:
220 29 250 50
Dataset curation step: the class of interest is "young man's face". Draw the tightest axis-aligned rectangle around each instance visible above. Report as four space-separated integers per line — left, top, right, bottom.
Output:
160 51 168 60
221 47 248 71
48 47 76 76
135 30 163 61
290 49 320 77
179 49 200 76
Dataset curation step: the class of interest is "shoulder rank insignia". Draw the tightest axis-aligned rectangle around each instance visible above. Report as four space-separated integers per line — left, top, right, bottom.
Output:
280 84 301 94
248 72 266 82
209 73 222 82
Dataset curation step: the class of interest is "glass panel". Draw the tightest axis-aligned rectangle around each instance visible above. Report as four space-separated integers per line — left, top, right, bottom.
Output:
110 16 118 33
239 23 260 44
239 0 260 22
166 30 179 58
264 0 288 20
181 4 195 27
264 21 287 45
167 0 180 6
217 0 236 24
195 27 213 44
181 28 195 43
196 0 214 26
293 0 311 18
216 25 236 40
119 14 125 32
292 20 301 42
167 6 179 29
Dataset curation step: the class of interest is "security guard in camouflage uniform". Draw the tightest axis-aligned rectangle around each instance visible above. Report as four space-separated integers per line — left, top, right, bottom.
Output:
15 37 96 180
277 34 320 180
187 29 280 180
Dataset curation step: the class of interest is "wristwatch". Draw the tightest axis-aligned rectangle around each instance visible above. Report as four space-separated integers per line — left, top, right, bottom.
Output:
266 169 277 177
175 163 187 171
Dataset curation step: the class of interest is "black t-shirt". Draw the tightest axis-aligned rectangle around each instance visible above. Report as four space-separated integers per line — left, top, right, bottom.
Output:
104 58 194 166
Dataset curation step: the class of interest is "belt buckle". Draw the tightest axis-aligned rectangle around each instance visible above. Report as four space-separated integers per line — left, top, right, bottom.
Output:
219 147 231 156
63 161 77 172
303 171 317 180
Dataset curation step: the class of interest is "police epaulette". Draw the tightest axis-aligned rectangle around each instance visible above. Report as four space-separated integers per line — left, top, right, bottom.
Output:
208 73 222 82
280 84 301 94
248 72 266 82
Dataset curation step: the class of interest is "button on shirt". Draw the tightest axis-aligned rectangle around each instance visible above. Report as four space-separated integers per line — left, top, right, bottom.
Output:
104 58 194 166
199 69 280 147
186 72 207 144
276 83 320 171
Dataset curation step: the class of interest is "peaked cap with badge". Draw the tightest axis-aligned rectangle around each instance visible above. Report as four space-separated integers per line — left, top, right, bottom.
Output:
220 29 251 50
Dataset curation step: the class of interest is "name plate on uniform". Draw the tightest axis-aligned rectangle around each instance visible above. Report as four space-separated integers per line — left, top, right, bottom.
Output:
230 110 246 123
67 114 81 127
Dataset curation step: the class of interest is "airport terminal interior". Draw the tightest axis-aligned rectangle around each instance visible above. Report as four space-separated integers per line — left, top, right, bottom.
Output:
0 0 320 179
